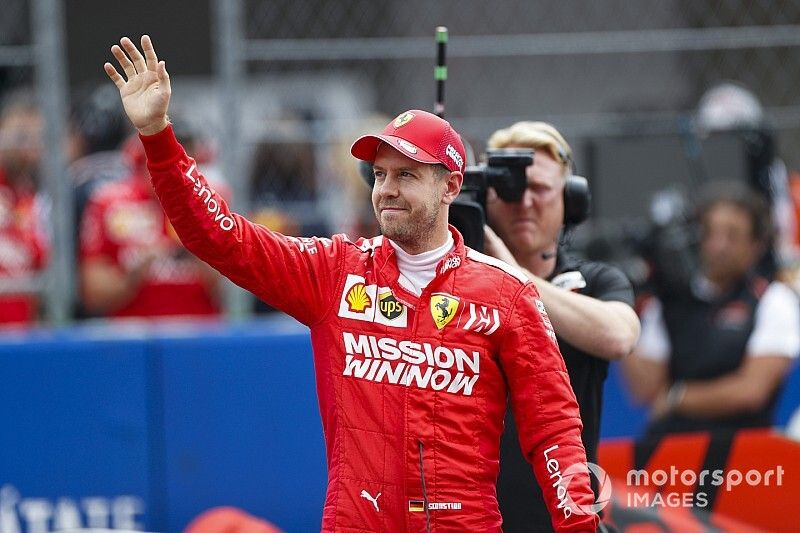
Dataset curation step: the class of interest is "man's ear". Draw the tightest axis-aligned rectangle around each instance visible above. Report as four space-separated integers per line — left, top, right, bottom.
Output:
442 171 463 205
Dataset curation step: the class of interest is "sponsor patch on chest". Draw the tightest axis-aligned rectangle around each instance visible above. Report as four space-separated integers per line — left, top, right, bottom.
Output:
338 274 408 327
341 332 481 396
459 303 501 335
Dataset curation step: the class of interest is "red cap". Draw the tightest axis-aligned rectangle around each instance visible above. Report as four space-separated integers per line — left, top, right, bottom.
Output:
350 110 466 173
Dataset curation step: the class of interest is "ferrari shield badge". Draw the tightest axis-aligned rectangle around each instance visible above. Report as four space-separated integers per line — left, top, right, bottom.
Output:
430 293 459 330
393 111 415 128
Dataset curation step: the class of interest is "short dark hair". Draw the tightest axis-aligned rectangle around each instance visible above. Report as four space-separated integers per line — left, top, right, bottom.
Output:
697 180 772 243
432 163 451 178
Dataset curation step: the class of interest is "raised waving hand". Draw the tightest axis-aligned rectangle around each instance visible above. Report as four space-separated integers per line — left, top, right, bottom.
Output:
104 35 171 135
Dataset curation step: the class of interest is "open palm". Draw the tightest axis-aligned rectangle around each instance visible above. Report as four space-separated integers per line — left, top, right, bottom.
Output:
104 35 171 135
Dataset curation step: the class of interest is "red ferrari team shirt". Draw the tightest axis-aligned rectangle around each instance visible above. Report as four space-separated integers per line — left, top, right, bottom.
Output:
80 171 220 318
0 170 48 325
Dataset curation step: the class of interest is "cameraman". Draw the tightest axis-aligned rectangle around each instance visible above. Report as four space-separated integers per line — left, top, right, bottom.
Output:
623 181 800 436
483 122 640 531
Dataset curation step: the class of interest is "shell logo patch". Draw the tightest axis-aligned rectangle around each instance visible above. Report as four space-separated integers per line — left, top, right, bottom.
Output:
393 111 415 128
430 293 460 330
346 283 372 313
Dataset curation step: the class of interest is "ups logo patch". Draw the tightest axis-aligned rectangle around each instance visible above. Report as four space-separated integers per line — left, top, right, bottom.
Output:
379 291 405 321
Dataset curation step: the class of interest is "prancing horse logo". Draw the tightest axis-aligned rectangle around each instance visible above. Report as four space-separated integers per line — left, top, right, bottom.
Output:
430 293 460 330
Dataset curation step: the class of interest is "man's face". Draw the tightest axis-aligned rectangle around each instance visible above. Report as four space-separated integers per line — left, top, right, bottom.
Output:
700 203 762 286
371 143 446 249
486 150 565 257
0 108 43 183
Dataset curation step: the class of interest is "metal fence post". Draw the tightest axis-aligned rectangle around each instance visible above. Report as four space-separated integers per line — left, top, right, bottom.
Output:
213 0 251 320
33 0 72 326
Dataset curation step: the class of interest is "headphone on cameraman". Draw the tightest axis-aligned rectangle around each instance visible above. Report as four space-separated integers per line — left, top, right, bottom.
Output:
546 133 590 227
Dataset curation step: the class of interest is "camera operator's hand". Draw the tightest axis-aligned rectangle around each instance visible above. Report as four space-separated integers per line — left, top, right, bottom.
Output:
649 388 671 420
484 225 520 268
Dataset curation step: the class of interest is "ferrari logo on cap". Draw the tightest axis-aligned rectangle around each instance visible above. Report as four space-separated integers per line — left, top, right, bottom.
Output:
430 293 459 330
393 111 415 128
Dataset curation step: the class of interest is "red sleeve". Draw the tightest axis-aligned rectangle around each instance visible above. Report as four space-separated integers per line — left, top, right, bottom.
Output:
139 125 342 325
500 282 599 532
79 194 113 261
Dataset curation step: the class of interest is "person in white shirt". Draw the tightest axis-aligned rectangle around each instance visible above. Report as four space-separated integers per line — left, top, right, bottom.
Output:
624 181 800 435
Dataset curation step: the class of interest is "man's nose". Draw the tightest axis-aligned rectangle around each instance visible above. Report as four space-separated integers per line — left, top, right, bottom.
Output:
378 174 399 197
519 187 536 208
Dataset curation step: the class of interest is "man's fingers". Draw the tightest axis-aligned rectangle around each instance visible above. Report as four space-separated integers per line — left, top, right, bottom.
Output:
103 63 125 88
120 36 147 74
111 44 136 79
141 35 158 71
158 61 171 91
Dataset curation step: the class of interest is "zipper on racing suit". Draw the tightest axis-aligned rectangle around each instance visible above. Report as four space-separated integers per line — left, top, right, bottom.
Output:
418 439 431 533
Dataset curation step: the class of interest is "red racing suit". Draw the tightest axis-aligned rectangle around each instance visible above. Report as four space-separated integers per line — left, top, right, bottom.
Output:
141 126 598 532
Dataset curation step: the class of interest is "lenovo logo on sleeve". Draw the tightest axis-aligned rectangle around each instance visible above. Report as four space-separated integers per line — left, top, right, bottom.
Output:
184 162 236 231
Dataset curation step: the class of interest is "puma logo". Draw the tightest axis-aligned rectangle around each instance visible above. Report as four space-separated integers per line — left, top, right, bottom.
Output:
360 489 381 512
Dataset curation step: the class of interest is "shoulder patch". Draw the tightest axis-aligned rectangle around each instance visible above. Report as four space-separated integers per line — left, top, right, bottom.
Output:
466 249 528 283
551 270 587 291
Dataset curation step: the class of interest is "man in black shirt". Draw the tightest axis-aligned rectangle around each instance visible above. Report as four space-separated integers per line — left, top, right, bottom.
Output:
483 121 641 532
624 182 800 436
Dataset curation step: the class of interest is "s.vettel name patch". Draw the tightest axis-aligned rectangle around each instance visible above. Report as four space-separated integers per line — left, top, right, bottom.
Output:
408 500 462 512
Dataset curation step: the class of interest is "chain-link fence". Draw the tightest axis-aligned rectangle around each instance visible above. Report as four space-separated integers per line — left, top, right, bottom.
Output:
2 0 800 325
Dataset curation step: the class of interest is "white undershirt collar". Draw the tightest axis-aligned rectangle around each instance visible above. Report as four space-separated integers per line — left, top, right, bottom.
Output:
389 234 454 296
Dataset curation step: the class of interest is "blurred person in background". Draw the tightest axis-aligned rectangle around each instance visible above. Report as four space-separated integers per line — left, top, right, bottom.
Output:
326 113 388 240
623 181 800 436
78 125 224 320
482 121 640 532
104 35 599 531
695 81 797 276
68 84 134 318
246 112 320 314
69 83 132 228
185 506 284 533
0 88 49 325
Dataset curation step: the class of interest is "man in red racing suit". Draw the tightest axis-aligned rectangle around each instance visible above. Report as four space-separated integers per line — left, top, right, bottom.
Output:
105 35 599 532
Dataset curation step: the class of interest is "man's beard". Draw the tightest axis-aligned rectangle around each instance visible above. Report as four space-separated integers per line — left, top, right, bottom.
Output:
377 200 440 247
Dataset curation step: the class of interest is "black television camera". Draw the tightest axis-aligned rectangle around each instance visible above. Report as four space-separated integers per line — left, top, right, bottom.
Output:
359 148 533 251
449 148 534 251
